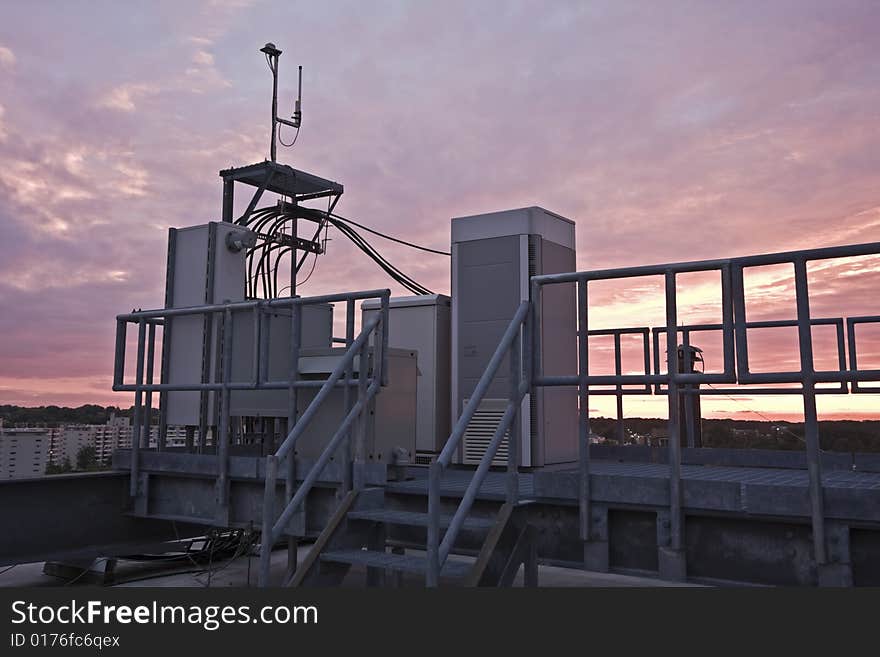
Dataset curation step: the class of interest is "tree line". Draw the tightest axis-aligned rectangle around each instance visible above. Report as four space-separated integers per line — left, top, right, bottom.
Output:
0 404 158 428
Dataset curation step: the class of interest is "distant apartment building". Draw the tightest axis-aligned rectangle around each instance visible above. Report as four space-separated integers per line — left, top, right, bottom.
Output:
93 413 134 465
91 414 188 465
0 428 51 479
0 413 189 478
48 425 93 468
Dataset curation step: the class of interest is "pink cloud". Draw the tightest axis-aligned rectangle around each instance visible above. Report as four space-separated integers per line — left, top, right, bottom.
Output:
0 1 879 420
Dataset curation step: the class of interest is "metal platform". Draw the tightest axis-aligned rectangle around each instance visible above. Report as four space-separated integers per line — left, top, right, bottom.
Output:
219 161 343 200
388 460 880 523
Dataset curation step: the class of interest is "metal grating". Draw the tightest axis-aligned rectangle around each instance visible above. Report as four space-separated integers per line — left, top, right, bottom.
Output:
463 398 509 466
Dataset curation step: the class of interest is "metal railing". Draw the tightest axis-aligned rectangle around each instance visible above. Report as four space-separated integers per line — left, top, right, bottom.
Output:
531 241 880 572
257 308 388 586
425 301 531 586
114 289 390 582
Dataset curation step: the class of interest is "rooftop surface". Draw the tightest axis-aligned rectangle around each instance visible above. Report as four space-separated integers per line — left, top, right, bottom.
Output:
0 546 700 588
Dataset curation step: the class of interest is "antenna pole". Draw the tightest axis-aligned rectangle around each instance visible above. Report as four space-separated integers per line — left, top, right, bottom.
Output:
260 42 284 162
270 56 278 162
294 65 302 128
261 43 301 161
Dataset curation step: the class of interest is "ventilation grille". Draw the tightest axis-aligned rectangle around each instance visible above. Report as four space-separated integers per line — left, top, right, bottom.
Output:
414 452 434 466
463 398 510 466
529 393 538 446
528 237 538 277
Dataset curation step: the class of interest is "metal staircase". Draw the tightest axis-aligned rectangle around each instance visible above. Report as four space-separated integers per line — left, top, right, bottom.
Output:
276 300 537 588
115 287 538 587
289 490 536 587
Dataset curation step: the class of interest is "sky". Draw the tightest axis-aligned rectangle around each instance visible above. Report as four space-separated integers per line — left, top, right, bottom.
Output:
0 0 879 422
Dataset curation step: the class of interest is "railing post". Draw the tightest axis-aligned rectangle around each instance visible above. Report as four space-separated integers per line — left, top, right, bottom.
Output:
426 461 441 587
794 259 828 570
531 279 542 381
720 264 736 380
681 330 695 449
507 321 521 504
662 271 686 580
731 264 750 378
342 299 355 494
614 332 624 444
380 292 390 386
285 302 302 579
113 319 126 390
259 454 279 587
217 307 233 510
576 279 591 553
353 343 369 491
143 322 156 449
252 304 262 389
130 320 146 498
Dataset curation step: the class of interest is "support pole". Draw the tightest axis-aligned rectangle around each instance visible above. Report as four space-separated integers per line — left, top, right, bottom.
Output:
259 455 278 587
285 303 302 580
794 259 827 568
342 299 355 494
661 271 686 581
577 280 591 550
217 307 233 510
614 332 624 444
507 321 521 504
130 320 146 498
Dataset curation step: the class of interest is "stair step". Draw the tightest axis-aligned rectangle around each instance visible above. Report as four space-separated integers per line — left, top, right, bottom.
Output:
348 509 495 531
321 549 472 578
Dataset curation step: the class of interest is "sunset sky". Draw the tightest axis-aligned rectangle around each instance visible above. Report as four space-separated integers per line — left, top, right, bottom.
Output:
0 1 879 422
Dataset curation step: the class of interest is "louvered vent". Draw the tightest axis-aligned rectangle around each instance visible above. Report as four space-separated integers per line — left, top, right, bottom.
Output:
463 398 510 466
529 393 538 446
528 237 538 277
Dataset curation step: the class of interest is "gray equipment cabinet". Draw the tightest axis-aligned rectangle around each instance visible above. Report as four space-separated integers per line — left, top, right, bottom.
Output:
362 295 451 464
286 347 418 465
451 206 578 468
164 221 253 427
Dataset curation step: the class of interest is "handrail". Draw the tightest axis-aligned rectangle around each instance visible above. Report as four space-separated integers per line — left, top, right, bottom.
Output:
426 300 530 586
274 313 380 462
528 240 880 582
258 311 387 586
270 376 381 539
114 286 391 589
436 302 530 467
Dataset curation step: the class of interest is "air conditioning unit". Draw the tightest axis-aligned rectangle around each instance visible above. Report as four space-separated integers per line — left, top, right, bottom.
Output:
451 207 577 468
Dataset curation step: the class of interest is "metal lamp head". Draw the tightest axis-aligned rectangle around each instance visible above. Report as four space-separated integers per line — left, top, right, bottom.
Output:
260 42 282 57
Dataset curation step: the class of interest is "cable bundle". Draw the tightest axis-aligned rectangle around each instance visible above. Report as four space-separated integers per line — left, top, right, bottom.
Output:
237 203 447 299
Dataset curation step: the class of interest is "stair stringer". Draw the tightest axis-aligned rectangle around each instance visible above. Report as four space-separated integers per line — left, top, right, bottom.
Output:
288 488 384 587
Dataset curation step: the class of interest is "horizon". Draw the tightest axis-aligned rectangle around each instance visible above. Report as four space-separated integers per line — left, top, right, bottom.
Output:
1 1 879 422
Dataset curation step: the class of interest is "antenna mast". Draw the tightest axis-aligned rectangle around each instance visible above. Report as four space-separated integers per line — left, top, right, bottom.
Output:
260 42 302 162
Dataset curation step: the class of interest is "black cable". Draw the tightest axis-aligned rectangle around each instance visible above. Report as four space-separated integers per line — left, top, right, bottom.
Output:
297 251 319 287
241 203 438 297
279 125 300 148
330 212 450 256
328 218 433 294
